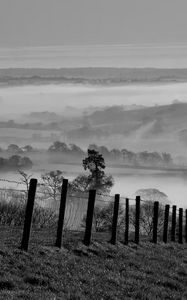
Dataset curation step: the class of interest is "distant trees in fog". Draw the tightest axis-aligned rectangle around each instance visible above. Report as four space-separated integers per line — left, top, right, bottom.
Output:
48 141 84 157
0 119 61 131
47 141 173 167
0 155 33 170
7 144 23 153
7 144 34 154
121 149 173 167
89 144 173 167
1 141 174 169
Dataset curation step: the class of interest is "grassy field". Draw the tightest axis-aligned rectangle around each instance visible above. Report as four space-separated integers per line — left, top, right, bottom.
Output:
0 228 186 300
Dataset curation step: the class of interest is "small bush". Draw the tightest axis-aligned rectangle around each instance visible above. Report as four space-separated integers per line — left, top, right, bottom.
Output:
32 205 58 229
0 201 25 226
82 201 125 233
0 191 58 228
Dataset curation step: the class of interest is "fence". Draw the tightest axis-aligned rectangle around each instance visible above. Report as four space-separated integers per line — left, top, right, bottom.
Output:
0 178 186 251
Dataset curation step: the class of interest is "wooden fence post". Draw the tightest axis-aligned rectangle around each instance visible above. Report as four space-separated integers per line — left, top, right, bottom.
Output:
124 198 129 245
163 205 170 243
55 179 68 248
21 178 37 251
135 196 140 244
185 209 187 243
171 205 177 242
178 208 183 244
152 201 159 244
110 194 120 245
83 190 96 246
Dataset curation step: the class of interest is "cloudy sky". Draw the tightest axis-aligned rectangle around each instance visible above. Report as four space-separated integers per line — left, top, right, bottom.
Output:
0 0 186 47
0 0 186 68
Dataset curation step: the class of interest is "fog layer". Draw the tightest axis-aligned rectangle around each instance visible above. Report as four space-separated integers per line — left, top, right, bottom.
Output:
1 82 187 116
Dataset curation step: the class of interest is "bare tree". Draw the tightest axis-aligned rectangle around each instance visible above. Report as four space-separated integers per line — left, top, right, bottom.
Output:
129 189 169 236
40 170 65 202
18 169 33 197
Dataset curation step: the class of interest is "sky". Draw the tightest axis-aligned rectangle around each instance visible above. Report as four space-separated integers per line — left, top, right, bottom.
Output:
0 0 187 47
0 1 187 68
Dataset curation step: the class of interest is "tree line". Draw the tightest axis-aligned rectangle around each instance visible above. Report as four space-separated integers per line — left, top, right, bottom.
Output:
0 119 61 131
0 155 33 170
1 141 174 168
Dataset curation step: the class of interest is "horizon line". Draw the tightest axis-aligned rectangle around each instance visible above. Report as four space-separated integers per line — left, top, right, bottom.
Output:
1 42 187 51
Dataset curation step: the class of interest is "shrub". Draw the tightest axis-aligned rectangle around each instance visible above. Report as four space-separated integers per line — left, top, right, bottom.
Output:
82 201 125 233
0 190 58 228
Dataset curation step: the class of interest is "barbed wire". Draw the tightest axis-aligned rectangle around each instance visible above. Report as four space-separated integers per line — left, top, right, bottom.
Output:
0 178 23 185
0 177 186 212
0 178 47 187
0 191 186 234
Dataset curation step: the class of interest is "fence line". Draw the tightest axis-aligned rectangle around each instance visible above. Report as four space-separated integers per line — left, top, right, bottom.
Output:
0 178 46 187
0 178 23 185
0 177 187 251
0 184 186 214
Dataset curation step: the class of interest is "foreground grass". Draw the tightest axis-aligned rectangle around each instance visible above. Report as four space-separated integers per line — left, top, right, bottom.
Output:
0 230 186 300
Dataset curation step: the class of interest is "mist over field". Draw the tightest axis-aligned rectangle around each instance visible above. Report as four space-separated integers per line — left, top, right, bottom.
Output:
1 82 187 116
1 76 187 156
0 68 187 207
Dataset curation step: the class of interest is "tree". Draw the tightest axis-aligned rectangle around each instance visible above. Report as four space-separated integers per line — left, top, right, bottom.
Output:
121 149 136 164
0 157 6 167
0 156 32 170
7 144 22 153
72 149 114 194
71 174 93 192
40 170 65 201
69 144 85 156
8 155 21 167
7 120 15 127
98 146 110 158
162 152 173 166
48 141 69 153
129 189 170 236
18 170 33 195
129 201 157 236
22 145 34 152
110 149 122 160
20 157 33 168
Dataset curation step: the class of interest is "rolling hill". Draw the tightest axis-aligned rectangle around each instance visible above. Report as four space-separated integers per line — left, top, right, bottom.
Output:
1 68 187 86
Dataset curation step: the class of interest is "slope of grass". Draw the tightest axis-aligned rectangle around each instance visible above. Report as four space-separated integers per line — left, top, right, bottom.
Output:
0 230 186 300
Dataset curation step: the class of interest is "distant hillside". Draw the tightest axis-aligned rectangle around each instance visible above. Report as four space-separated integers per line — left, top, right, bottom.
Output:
1 101 187 158
66 102 187 157
86 102 187 135
1 68 187 86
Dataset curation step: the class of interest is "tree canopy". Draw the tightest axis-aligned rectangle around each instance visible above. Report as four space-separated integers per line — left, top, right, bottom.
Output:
72 149 114 194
